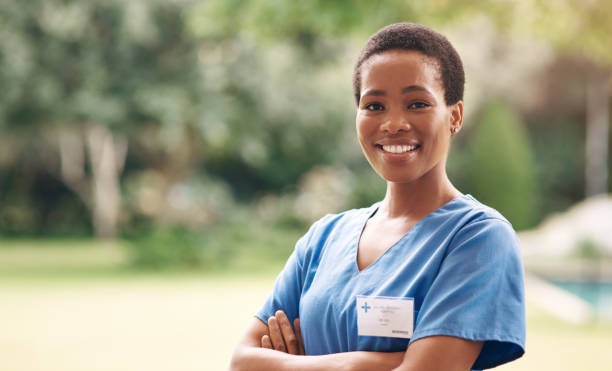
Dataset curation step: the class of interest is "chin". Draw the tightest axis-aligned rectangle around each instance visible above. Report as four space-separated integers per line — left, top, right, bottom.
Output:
385 177 421 184
376 171 422 184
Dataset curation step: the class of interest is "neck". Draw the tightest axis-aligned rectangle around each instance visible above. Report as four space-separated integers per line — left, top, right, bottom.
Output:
378 169 461 220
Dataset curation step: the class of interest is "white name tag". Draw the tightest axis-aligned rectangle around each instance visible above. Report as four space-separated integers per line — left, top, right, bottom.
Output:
356 295 414 339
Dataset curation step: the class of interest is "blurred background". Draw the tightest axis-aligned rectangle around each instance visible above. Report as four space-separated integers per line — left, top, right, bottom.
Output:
0 0 611 370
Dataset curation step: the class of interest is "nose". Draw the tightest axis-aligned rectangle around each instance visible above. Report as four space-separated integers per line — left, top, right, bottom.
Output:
380 110 411 134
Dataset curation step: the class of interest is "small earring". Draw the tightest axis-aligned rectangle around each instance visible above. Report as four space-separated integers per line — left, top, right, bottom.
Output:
451 127 457 134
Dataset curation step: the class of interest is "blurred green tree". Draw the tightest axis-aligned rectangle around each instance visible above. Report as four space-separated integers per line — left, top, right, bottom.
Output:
188 0 503 42
0 0 204 237
465 101 538 230
485 0 612 197
1 0 609 238
193 39 352 199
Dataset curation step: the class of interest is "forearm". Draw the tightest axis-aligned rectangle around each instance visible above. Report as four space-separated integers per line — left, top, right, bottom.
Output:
389 336 484 371
230 347 404 371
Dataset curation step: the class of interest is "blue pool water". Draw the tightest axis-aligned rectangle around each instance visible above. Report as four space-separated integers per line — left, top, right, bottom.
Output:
551 280 612 319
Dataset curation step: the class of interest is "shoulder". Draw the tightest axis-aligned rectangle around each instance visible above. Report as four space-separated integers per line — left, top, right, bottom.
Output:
450 195 513 226
446 195 520 257
294 203 378 258
452 195 517 236
303 203 377 241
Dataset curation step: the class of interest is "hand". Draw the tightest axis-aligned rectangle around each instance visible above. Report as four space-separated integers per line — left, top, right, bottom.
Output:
261 310 305 355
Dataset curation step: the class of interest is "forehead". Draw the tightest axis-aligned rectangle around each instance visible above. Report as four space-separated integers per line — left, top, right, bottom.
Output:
360 50 443 92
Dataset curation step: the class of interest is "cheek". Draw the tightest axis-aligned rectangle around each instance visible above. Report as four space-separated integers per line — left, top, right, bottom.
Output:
431 126 452 153
356 115 377 138
430 112 451 136
420 114 451 152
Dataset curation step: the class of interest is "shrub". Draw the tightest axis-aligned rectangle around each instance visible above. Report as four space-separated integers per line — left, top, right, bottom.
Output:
127 227 216 270
464 101 538 230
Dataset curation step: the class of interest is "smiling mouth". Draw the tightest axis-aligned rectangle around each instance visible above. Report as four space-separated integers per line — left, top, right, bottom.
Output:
378 144 420 154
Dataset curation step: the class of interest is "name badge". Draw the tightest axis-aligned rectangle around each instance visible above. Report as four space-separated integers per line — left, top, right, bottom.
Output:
356 295 414 339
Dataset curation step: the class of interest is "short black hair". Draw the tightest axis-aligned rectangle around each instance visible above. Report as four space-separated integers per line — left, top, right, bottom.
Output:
353 23 464 106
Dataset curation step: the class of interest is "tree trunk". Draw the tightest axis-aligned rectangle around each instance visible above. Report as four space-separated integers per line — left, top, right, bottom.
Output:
86 125 127 239
59 129 90 207
585 73 610 197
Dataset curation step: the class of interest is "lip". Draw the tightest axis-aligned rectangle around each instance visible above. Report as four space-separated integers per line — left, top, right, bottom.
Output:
375 138 420 147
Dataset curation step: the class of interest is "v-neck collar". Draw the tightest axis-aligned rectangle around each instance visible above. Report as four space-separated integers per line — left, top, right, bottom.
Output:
352 194 470 274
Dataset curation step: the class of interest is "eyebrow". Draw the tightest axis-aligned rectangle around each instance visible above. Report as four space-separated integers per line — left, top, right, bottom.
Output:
401 85 431 95
361 85 433 99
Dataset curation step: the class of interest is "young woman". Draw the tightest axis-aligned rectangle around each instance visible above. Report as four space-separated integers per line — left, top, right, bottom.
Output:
230 23 525 371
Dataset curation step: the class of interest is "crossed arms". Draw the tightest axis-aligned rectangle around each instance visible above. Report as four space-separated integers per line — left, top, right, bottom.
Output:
229 310 483 371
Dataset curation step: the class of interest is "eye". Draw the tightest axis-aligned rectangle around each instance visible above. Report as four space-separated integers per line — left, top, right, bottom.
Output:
408 101 430 109
364 102 385 111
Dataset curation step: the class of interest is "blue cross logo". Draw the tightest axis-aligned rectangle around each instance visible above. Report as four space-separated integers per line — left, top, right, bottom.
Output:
361 302 371 313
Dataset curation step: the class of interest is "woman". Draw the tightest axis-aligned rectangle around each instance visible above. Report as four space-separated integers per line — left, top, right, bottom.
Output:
230 23 525 371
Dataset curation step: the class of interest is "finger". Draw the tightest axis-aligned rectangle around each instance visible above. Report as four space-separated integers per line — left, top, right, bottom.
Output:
261 335 273 349
267 316 286 352
276 310 299 355
294 318 305 355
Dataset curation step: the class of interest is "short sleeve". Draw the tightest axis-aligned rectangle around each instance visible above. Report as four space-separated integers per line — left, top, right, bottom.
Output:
410 218 526 370
254 219 320 325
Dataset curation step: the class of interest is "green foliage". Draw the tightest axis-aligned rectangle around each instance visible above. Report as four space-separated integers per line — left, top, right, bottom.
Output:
347 167 386 208
125 222 303 271
464 101 538 230
0 0 203 131
127 227 210 270
571 238 607 260
529 117 585 215
0 0 605 238
190 0 417 43
526 0 612 67
195 38 354 199
0 132 92 236
0 0 208 237
188 0 515 44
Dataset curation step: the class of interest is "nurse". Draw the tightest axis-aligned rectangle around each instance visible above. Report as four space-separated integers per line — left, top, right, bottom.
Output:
230 23 525 371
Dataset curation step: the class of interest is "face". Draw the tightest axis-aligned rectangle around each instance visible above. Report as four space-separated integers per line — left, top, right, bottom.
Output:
356 50 463 185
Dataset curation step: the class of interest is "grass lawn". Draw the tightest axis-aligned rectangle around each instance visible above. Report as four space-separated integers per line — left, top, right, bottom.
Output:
504 302 612 370
1 239 611 370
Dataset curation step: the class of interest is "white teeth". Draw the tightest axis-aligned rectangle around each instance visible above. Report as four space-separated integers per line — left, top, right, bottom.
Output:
381 144 418 153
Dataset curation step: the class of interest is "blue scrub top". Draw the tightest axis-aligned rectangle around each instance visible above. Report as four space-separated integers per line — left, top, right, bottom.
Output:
256 195 525 370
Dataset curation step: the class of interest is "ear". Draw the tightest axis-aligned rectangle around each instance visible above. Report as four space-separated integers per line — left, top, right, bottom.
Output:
449 101 463 135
